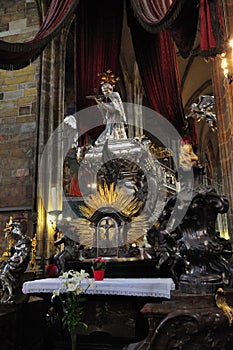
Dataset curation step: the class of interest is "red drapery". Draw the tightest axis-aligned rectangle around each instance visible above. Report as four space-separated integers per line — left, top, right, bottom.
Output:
75 0 124 144
75 0 123 111
0 0 80 70
168 0 199 58
128 0 224 143
0 0 224 144
127 5 186 134
0 0 224 69
199 0 224 56
130 0 187 32
130 0 224 58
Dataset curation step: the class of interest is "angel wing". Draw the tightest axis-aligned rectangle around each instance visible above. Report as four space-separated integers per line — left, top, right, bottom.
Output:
64 114 79 149
64 115 77 129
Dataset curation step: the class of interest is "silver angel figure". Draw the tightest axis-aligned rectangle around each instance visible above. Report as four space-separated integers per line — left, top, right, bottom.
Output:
0 222 31 303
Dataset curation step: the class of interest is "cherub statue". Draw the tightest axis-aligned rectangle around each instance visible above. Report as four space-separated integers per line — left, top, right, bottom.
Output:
0 221 31 303
54 234 82 273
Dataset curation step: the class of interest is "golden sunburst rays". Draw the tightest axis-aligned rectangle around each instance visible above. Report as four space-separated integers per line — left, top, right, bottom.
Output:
80 182 142 219
98 69 120 88
75 182 150 247
127 215 149 244
73 217 95 247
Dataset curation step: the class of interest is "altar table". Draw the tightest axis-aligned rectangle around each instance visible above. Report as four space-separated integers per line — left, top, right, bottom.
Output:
22 277 175 299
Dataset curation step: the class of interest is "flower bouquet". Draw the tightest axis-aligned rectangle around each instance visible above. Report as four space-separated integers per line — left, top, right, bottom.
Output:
92 256 107 281
52 269 96 350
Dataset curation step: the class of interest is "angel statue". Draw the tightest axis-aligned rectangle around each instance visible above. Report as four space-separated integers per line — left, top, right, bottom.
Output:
0 220 31 303
86 69 128 145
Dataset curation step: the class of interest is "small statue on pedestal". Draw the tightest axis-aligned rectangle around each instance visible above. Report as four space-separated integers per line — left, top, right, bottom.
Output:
0 220 31 303
54 234 83 274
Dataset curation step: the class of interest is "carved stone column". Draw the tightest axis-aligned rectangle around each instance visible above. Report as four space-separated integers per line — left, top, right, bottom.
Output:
211 0 233 236
36 25 72 271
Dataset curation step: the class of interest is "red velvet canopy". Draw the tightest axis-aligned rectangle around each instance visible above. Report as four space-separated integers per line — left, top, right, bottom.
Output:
0 0 224 69
0 0 224 139
130 0 224 58
0 0 80 70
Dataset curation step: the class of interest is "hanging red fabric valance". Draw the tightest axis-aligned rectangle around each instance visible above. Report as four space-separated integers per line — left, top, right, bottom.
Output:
0 0 224 70
130 0 187 33
127 5 186 134
0 0 80 70
199 0 224 57
130 0 224 58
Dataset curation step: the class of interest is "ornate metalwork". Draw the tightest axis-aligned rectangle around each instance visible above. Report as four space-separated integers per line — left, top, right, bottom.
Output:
29 234 37 271
74 181 148 249
98 69 120 87
187 95 217 131
80 181 142 219
149 145 173 159
2 216 15 259
215 288 233 326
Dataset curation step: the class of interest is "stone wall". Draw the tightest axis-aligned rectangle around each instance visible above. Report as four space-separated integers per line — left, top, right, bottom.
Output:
0 0 40 251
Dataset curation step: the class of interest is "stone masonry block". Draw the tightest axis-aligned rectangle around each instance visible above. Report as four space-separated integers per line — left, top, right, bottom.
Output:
0 109 18 120
1 85 17 92
9 18 27 31
24 88 37 96
18 96 36 106
4 89 24 100
14 64 35 76
21 122 36 133
16 116 34 123
0 99 17 109
5 75 35 85
19 106 31 115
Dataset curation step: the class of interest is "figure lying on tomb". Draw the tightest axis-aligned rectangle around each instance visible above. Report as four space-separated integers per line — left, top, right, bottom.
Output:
54 234 83 273
86 70 127 145
0 220 31 303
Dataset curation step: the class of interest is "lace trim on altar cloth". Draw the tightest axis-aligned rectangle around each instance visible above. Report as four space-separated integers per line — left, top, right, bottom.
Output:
22 278 175 299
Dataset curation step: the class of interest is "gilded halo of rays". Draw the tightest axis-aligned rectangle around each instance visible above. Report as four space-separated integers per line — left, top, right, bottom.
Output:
75 182 149 247
98 69 120 88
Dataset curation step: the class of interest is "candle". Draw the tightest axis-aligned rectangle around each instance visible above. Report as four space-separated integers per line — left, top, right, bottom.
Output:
51 187 57 210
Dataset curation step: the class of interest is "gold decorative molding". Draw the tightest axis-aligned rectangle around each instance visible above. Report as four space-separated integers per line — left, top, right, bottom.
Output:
149 145 173 159
215 287 233 326
98 69 120 87
30 234 37 271
80 182 142 219
75 181 148 246
1 216 14 260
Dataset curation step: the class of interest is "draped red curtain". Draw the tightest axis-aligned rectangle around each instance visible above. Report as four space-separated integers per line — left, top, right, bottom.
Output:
127 0 223 142
130 0 187 32
0 0 224 143
127 6 186 134
75 0 124 144
0 0 80 70
168 0 199 58
130 0 224 58
75 0 123 111
199 0 224 56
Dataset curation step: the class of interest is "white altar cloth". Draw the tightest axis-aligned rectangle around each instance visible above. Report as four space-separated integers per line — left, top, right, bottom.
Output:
22 278 175 299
